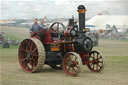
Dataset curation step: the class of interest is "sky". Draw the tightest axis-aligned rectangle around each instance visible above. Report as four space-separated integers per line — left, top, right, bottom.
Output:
0 0 128 19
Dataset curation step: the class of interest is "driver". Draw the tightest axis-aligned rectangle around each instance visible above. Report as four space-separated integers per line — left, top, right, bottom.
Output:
30 18 40 33
30 18 46 41
40 19 46 29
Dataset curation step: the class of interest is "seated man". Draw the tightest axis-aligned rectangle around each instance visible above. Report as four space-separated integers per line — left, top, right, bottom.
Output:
30 18 40 33
39 19 47 41
40 19 46 29
30 18 46 41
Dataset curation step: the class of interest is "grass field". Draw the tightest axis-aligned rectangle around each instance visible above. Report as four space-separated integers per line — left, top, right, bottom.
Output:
0 26 128 85
0 26 29 41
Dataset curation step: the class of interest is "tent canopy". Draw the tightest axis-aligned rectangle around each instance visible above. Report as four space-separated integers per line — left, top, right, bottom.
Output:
86 15 128 26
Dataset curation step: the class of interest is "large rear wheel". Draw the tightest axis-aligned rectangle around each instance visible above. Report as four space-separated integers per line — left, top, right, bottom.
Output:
18 38 45 72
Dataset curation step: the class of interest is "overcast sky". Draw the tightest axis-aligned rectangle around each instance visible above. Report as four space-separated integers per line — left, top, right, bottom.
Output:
0 0 128 19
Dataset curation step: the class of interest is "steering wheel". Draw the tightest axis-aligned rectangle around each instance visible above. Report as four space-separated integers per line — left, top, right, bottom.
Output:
50 22 66 33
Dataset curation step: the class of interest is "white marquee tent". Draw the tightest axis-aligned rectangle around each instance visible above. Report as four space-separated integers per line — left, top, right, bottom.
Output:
86 15 128 30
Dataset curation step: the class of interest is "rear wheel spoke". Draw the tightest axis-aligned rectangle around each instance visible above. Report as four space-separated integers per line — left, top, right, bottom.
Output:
21 48 28 53
33 55 38 57
32 57 38 64
27 40 31 48
32 52 38 57
32 48 37 53
30 43 34 52
22 57 29 62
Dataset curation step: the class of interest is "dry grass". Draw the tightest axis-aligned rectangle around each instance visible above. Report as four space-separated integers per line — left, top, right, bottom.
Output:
94 39 128 56
1 47 128 85
0 26 29 40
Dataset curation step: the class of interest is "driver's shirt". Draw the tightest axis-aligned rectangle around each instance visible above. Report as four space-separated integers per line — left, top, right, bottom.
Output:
40 24 46 29
30 24 40 32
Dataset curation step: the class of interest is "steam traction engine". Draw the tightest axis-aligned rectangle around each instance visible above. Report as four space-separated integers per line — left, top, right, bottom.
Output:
18 5 105 76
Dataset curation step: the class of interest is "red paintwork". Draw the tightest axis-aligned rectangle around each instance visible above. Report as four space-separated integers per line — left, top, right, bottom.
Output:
30 32 37 37
30 29 92 65
30 29 52 43
79 52 89 65
64 30 71 37
43 29 53 43
30 32 41 40
64 44 74 52
30 29 66 44
30 29 95 66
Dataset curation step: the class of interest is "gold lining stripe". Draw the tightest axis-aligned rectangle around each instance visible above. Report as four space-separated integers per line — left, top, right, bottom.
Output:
77 9 87 13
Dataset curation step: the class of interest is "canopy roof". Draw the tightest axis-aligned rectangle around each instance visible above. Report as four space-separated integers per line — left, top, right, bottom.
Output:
86 15 128 26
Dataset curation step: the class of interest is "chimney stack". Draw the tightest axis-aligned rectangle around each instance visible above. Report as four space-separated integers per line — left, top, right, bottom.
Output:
77 5 87 32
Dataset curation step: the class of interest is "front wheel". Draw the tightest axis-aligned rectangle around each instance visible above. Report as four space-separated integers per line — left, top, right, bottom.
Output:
87 51 105 72
62 52 82 76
